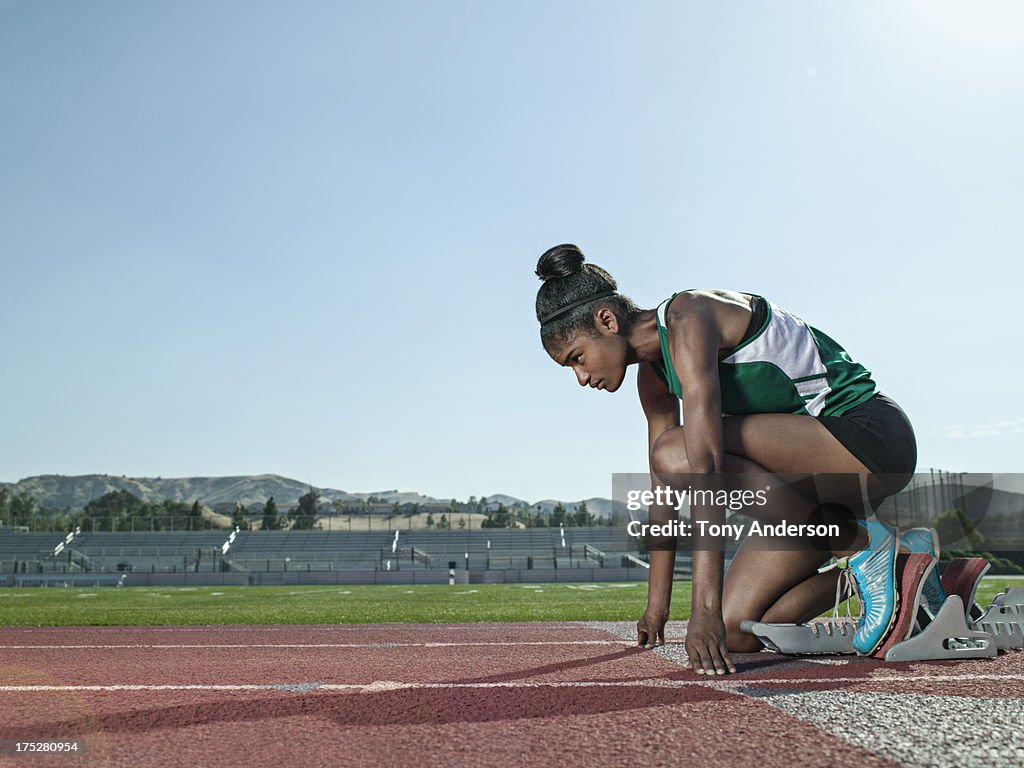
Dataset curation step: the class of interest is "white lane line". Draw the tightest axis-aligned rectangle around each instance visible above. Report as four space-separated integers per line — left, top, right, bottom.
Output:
0 640 632 649
0 680 753 693
0 626 593 638
2 675 1023 694
0 682 675 693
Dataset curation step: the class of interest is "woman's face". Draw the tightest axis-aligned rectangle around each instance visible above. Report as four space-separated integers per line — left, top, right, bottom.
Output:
548 320 630 393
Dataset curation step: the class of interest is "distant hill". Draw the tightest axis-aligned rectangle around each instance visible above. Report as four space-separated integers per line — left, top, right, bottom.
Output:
518 497 617 519
3 473 1021 530
0 474 617 518
452 494 615 519
2 474 332 510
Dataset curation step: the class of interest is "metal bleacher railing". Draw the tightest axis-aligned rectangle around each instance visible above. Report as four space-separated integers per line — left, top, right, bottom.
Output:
2 526 652 581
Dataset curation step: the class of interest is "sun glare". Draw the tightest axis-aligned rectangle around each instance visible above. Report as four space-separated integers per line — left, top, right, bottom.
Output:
905 0 1024 54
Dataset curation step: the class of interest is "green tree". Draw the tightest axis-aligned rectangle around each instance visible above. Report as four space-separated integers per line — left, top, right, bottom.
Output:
232 502 250 530
171 498 192 529
572 500 593 527
10 492 37 526
935 508 984 550
290 490 319 530
148 498 191 531
0 486 10 523
550 502 566 528
260 497 283 530
54 513 75 532
482 503 513 528
85 490 145 531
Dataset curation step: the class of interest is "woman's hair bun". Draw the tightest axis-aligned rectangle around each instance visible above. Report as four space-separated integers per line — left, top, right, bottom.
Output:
535 243 585 282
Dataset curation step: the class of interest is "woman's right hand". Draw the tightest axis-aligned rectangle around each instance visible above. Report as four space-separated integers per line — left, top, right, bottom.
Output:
684 607 735 675
637 603 669 648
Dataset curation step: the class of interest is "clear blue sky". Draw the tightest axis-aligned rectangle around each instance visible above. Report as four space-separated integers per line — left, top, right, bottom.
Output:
1 1 1021 503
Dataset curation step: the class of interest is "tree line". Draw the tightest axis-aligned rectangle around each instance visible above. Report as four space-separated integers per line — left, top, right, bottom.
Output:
0 487 214 532
0 487 614 532
480 500 605 528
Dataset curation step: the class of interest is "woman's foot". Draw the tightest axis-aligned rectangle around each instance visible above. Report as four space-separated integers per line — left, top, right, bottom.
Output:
844 519 901 655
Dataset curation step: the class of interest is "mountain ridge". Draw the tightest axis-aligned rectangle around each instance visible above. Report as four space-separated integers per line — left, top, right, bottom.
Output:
0 474 615 517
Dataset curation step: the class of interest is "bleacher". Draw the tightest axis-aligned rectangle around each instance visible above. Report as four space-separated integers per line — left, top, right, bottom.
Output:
72 531 229 553
400 528 640 570
226 530 394 572
0 529 69 572
69 531 228 573
3 527 649 583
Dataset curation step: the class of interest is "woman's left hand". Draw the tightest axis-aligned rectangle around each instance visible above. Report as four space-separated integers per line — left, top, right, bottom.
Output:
684 608 736 675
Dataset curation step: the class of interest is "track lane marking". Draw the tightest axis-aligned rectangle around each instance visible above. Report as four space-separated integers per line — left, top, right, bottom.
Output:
2 674 1023 693
0 640 633 649
0 624 593 632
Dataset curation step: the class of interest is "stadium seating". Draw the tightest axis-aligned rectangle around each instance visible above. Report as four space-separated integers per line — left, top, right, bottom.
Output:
3 527 649 578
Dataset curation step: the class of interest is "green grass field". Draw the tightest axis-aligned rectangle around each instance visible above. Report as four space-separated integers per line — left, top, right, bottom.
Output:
0 582 657 626
2 576 1022 627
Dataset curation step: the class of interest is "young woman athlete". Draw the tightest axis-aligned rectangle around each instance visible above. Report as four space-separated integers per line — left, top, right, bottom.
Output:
534 244 920 676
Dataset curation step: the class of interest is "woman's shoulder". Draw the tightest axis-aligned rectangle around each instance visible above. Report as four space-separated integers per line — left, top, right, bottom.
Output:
661 289 756 321
658 291 760 356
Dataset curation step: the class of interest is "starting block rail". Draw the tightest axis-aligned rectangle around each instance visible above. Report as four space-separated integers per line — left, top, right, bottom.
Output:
974 588 1024 651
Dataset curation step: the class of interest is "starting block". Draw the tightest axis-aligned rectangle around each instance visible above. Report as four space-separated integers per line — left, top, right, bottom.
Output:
990 587 1024 608
941 557 991 622
882 594 995 661
742 548 1021 662
739 617 856 655
873 553 936 659
973 587 1024 651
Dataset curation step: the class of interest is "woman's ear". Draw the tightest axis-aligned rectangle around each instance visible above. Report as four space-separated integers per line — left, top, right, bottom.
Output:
595 307 620 334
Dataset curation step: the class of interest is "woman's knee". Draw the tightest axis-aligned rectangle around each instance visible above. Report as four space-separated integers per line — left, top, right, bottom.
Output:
722 609 765 653
650 427 690 478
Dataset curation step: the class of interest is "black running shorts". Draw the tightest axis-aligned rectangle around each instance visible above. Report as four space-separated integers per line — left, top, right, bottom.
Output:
816 392 918 496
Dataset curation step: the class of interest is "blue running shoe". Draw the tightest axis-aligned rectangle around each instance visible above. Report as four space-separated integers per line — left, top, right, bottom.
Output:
902 527 947 616
844 519 901 655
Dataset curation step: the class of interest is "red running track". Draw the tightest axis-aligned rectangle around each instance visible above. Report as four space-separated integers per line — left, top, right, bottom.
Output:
0 623 1021 768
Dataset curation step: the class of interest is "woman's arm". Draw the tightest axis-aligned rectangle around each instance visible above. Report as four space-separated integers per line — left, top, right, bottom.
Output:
665 292 736 674
665 292 726 473
637 363 680 647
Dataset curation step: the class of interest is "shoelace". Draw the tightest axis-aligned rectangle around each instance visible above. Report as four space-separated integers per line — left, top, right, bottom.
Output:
819 556 857 623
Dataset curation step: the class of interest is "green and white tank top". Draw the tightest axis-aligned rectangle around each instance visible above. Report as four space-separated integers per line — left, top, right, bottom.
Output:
651 292 877 417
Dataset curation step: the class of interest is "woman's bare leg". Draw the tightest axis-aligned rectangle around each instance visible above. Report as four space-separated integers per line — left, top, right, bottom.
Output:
649 412 889 651
721 539 841 652
650 413 884 556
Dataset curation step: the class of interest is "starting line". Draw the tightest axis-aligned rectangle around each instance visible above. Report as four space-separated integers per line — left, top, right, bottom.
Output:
3 674 1024 693
0 640 635 649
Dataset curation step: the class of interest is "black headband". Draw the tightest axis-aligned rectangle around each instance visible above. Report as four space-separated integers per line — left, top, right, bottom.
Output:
539 289 616 325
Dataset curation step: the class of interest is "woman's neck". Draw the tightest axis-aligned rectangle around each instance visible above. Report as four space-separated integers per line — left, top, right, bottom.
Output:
625 309 663 365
